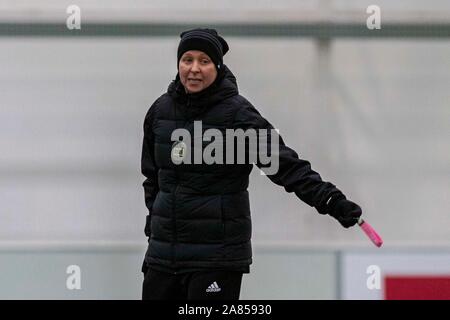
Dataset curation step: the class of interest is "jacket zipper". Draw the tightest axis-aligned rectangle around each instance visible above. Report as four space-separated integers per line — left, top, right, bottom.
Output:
171 97 187 273
187 96 191 109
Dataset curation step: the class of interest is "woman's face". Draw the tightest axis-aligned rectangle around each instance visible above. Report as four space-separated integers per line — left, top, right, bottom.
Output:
179 50 218 94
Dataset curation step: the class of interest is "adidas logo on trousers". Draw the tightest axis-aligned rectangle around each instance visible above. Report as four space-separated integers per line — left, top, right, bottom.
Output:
206 281 221 293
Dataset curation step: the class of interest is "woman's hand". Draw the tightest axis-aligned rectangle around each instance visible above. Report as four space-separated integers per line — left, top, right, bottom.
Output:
328 195 362 228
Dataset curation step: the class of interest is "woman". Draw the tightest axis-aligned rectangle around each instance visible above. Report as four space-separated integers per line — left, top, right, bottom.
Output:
141 28 362 300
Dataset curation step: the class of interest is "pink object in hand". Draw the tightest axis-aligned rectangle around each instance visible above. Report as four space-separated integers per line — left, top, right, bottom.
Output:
358 218 383 247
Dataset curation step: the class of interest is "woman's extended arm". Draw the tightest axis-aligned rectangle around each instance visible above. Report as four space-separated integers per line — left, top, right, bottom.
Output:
233 100 361 227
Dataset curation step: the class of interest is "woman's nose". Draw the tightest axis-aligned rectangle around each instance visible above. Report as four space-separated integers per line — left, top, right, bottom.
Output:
190 60 200 72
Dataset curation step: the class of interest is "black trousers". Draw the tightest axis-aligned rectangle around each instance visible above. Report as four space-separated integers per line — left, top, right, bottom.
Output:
142 268 243 300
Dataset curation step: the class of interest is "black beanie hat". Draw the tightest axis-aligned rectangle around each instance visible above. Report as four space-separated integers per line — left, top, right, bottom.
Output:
177 28 229 71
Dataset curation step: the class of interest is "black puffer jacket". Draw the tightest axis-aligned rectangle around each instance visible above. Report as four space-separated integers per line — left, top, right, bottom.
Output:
141 65 343 273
